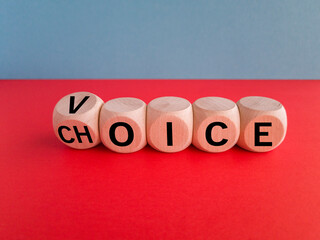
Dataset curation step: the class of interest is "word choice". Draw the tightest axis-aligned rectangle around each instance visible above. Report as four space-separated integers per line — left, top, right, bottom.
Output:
53 92 287 153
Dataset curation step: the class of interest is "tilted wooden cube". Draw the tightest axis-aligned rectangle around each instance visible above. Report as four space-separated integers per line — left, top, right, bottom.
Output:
236 96 287 152
53 92 104 149
99 97 147 153
192 97 240 152
147 96 193 153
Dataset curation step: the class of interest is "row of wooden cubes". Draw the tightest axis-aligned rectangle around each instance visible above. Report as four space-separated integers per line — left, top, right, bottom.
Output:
53 92 287 153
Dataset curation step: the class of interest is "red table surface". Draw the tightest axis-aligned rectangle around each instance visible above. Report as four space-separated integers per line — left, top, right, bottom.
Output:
1 80 320 240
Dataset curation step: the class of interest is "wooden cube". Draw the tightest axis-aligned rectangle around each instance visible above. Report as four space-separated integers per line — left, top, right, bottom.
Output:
99 97 147 153
192 97 240 152
237 96 287 152
53 92 104 149
147 96 193 152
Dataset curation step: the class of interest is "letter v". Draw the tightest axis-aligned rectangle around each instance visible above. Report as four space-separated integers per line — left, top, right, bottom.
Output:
69 96 90 114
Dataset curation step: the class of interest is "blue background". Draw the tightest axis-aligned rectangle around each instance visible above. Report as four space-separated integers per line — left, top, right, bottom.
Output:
1 0 320 79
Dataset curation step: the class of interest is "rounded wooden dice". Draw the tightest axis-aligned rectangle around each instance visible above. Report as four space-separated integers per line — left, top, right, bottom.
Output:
192 97 240 152
99 97 147 153
53 92 104 149
237 96 287 152
147 96 193 153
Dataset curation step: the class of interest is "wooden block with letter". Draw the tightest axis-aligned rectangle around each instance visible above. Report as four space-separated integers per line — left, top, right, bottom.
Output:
236 96 287 152
192 97 240 152
147 96 193 153
53 92 104 149
99 97 147 153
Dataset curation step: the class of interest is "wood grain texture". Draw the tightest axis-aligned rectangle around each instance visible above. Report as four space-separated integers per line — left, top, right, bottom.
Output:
192 97 240 152
99 97 147 153
53 92 104 149
237 96 287 152
147 96 193 153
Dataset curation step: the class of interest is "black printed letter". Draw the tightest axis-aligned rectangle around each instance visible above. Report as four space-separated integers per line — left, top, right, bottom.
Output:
109 122 134 146
58 126 75 143
69 96 90 114
205 122 228 146
255 122 272 146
